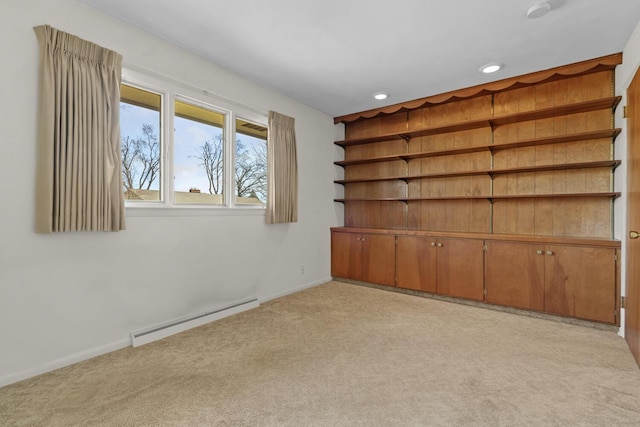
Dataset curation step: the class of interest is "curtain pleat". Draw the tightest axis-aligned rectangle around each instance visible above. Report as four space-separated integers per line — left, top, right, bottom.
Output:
266 111 298 224
34 25 125 232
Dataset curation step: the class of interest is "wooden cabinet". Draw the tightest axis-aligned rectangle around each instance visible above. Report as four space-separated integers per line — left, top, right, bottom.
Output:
333 228 619 324
543 245 617 324
396 235 436 292
397 236 484 301
485 241 545 311
435 238 485 301
331 231 396 286
486 241 618 323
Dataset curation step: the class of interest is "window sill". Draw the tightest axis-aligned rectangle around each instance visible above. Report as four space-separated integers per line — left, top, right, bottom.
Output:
125 205 266 217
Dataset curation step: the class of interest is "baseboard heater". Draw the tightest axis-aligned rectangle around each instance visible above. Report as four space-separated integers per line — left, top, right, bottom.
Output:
130 298 259 347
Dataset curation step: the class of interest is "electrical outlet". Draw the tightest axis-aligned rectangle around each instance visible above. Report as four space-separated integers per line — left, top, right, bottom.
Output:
300 265 305 275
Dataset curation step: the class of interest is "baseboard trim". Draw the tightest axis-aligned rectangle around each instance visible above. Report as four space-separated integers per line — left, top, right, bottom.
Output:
130 299 259 347
259 277 332 303
0 338 130 388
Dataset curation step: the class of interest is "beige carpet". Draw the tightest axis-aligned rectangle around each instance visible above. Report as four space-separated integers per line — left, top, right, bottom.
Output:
1 281 640 426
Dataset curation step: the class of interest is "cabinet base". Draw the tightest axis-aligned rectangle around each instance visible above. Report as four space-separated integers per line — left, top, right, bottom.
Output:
333 277 619 331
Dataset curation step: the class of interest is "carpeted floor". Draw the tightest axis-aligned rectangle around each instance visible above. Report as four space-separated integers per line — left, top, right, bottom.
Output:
1 281 640 426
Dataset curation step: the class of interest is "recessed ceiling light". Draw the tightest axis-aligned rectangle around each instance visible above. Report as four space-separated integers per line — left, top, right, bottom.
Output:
527 1 551 19
373 92 388 100
479 63 502 74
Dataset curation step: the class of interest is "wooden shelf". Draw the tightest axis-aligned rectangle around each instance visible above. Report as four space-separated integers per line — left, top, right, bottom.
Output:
489 129 621 153
335 196 489 203
490 97 621 127
402 119 491 140
335 153 407 167
335 97 621 148
335 175 407 185
335 128 621 167
488 192 621 200
488 160 621 176
400 145 489 162
335 160 621 185
335 192 620 203
334 134 407 147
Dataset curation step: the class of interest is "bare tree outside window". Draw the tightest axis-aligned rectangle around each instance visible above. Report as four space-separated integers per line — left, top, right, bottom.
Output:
134 124 160 190
235 137 267 202
191 136 224 195
173 100 225 204
121 123 160 192
191 134 267 203
120 105 161 200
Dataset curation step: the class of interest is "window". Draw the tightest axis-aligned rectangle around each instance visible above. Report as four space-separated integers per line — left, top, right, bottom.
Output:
119 71 267 211
174 100 226 205
235 118 267 205
120 84 162 201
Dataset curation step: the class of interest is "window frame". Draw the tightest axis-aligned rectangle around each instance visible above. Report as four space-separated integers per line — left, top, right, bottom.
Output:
121 68 268 216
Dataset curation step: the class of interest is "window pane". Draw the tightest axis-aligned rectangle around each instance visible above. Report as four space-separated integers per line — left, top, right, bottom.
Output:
120 84 162 201
235 119 267 205
174 100 225 205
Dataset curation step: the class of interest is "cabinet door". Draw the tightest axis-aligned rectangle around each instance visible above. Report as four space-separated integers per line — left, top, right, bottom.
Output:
331 232 362 280
396 236 437 292
544 245 616 324
485 241 545 311
361 234 396 286
436 238 485 301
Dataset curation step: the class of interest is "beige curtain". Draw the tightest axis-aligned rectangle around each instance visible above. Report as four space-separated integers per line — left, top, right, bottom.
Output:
34 25 125 232
266 111 298 224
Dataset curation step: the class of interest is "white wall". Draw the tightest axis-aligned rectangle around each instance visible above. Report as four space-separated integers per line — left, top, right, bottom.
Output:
615 17 640 336
0 0 339 386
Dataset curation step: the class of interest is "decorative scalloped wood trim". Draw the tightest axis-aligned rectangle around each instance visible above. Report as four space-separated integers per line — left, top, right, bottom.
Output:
334 53 622 124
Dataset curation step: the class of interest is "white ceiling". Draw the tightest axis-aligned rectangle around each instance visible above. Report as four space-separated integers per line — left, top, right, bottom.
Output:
80 0 640 118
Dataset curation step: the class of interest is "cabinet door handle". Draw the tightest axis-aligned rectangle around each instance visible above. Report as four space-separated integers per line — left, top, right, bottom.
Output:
546 250 554 256
361 237 366 242
630 231 640 239
536 250 544 255
437 242 443 247
430 242 436 246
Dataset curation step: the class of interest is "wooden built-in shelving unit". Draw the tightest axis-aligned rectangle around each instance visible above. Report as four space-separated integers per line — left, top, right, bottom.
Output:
331 54 623 325
334 62 622 239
